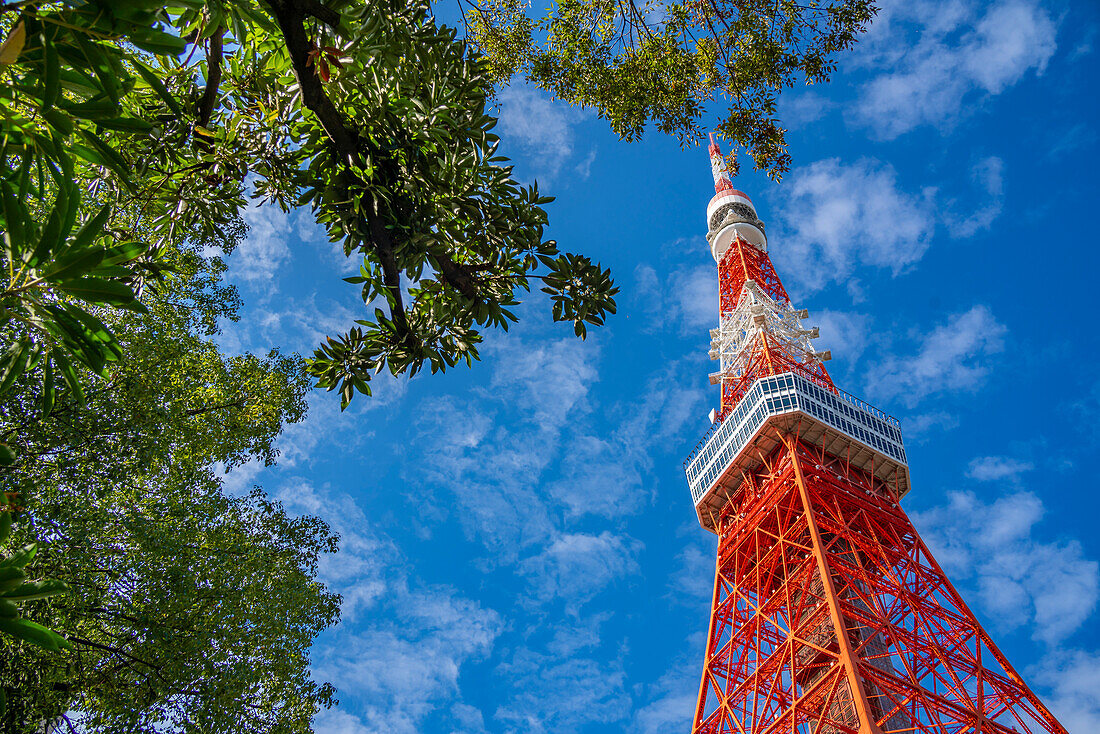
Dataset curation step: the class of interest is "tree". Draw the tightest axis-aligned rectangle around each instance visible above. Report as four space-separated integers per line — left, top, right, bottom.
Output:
0 0 618 411
465 0 877 178
0 239 339 732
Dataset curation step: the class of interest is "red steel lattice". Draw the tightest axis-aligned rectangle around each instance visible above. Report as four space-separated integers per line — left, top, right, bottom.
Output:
718 235 790 316
716 237 833 417
691 433 1067 734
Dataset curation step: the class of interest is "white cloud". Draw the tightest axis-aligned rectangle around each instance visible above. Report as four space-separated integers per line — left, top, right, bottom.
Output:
297 207 360 275
771 158 934 292
487 336 599 431
632 644 706 734
866 305 1007 407
316 587 502 734
814 309 871 368
778 90 836 126
272 481 504 734
634 259 718 334
277 481 394 620
575 148 597 179
1031 649 1100 732
226 199 293 288
944 156 1005 237
413 334 601 555
521 531 641 613
496 87 582 182
450 703 490 733
315 708 372 734
667 538 716 607
900 410 960 442
853 0 1057 139
495 649 630 732
548 360 707 519
966 455 1034 482
914 490 1099 645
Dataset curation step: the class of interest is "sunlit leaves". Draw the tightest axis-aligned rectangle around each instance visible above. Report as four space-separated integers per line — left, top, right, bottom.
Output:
294 0 618 407
469 0 876 178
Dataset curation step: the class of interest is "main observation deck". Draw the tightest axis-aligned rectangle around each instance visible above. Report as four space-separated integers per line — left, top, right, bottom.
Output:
683 373 910 532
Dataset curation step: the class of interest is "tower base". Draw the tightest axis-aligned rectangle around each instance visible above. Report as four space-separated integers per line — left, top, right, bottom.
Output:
692 431 1065 734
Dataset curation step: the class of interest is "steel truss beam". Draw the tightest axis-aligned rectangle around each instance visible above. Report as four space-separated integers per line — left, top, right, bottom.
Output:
691 431 1067 734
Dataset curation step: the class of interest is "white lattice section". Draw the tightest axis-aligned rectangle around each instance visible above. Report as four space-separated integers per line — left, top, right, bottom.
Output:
707 281 829 384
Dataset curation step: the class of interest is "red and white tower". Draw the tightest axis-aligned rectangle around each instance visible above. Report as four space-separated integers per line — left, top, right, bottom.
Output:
685 137 1067 734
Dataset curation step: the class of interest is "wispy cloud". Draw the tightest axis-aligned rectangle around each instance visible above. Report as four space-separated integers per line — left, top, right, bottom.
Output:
223 198 294 291
634 258 718 335
315 587 502 734
853 0 1057 139
914 490 1099 645
814 309 872 372
278 482 503 734
495 647 630 732
1031 648 1100 732
496 87 584 183
521 531 642 613
944 156 1005 237
866 305 1007 407
966 455 1035 483
771 158 934 292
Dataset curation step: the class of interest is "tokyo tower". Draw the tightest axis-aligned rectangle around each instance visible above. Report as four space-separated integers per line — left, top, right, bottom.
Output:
684 137 1067 734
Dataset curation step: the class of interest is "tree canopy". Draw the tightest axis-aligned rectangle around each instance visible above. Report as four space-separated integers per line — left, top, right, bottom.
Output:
466 0 876 178
0 0 619 411
0 231 339 732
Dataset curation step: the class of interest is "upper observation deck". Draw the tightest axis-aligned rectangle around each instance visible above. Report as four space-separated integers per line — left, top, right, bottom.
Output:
683 373 910 532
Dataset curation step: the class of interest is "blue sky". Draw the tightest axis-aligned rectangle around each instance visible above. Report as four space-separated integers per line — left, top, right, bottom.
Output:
215 0 1100 731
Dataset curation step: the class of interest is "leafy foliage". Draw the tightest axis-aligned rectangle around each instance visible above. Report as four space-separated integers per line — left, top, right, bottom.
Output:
0 241 337 732
466 0 877 178
0 0 616 655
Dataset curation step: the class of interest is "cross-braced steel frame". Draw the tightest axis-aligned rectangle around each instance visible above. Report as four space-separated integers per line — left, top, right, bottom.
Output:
716 237 832 415
691 430 1067 734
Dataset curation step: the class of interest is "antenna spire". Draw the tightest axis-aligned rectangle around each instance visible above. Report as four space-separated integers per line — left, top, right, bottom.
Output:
707 133 739 195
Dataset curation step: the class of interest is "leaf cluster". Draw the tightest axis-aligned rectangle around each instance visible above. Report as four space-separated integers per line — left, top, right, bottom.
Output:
0 245 335 733
466 0 877 178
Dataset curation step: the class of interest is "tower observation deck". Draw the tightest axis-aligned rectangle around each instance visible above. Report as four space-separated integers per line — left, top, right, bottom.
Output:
684 137 1066 734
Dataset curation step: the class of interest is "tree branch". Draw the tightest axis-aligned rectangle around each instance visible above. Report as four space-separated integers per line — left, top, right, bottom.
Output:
265 0 413 340
184 396 249 416
196 27 225 128
434 253 482 301
297 0 341 27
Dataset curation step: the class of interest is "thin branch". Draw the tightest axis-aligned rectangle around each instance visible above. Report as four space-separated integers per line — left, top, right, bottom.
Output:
196 27 225 128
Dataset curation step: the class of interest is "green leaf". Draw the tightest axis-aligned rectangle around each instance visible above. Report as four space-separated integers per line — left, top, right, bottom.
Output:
0 566 22 589
0 616 71 651
61 96 118 120
76 132 134 191
3 544 36 571
129 29 187 56
69 204 111 251
40 357 55 416
51 351 85 406
95 116 155 133
0 180 25 259
132 59 181 115
2 579 68 602
41 31 59 110
100 241 146 266
56 278 136 306
0 339 32 397
43 248 105 282
0 444 14 466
